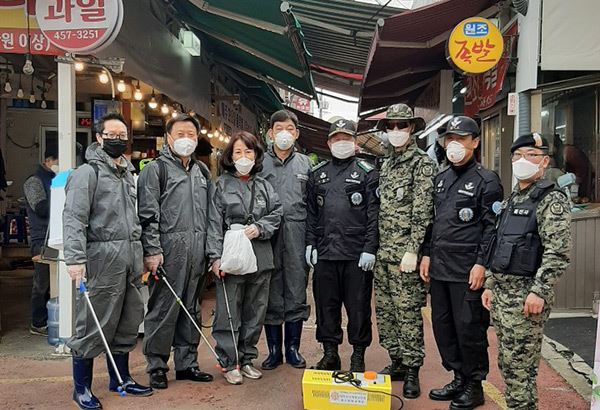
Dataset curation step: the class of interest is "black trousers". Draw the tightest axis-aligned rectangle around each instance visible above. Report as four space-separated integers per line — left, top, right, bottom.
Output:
30 240 50 327
313 260 373 347
430 278 490 380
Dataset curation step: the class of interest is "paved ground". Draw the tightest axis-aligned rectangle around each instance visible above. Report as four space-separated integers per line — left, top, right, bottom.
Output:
545 317 597 367
0 269 590 409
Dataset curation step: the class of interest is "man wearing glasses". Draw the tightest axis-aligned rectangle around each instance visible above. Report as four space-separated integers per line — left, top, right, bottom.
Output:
64 112 152 409
138 114 213 389
374 103 436 399
482 133 571 409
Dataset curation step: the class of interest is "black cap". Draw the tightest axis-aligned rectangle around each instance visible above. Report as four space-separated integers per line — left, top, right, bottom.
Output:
440 116 480 137
510 133 549 153
328 118 357 139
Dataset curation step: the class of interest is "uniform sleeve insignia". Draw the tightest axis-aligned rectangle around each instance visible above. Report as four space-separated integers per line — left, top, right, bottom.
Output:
357 160 374 173
421 164 434 177
550 202 565 215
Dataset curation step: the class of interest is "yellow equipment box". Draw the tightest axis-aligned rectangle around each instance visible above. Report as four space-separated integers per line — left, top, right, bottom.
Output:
302 369 392 410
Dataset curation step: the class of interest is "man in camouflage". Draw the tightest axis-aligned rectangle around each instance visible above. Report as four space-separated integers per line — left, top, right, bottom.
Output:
482 133 572 410
374 103 436 399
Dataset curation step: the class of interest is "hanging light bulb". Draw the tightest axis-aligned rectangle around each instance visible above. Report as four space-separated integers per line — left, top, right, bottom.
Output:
74 61 85 72
171 111 179 118
28 77 35 104
16 74 23 98
23 55 34 75
117 79 127 93
460 86 467 95
200 128 208 135
98 72 109 84
161 103 170 115
148 89 158 109
133 80 143 101
4 77 12 93
41 94 47 109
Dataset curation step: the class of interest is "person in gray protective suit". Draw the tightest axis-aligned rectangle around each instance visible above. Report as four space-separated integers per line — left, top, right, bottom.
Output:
138 114 213 389
259 110 312 370
207 131 282 385
64 113 152 410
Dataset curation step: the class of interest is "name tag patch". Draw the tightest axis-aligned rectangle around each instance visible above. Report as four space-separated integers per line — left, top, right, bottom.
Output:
512 208 531 216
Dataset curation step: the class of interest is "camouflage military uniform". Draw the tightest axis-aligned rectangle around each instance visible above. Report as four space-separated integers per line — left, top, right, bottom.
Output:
375 142 436 367
485 184 571 410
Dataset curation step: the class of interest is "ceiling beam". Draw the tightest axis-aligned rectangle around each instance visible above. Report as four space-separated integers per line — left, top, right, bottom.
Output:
294 12 374 38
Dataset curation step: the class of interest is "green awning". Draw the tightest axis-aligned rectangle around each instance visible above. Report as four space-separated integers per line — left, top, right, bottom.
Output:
173 0 316 98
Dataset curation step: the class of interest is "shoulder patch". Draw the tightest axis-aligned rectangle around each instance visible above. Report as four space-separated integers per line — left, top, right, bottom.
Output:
420 163 435 177
357 160 374 173
312 160 329 172
550 201 566 215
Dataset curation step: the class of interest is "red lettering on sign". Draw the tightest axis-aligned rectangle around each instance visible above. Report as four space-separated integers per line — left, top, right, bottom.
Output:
454 40 473 64
77 0 106 23
45 0 73 23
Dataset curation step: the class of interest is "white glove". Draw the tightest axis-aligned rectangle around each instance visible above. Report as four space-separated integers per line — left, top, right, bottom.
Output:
400 252 418 273
358 252 376 271
305 245 318 269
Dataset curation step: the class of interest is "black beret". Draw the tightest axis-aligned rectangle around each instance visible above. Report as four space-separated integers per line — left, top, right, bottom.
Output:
510 133 549 153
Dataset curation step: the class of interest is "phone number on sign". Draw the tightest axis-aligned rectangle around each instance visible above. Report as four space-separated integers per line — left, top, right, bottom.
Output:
53 29 101 41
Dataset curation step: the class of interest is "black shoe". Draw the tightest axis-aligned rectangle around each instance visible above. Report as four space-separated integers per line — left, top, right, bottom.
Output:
149 370 168 390
284 321 306 368
315 343 341 371
72 357 102 410
29 324 48 336
403 367 421 399
429 373 466 401
108 353 153 396
261 324 283 370
450 380 484 410
380 358 406 381
175 367 214 382
349 346 366 373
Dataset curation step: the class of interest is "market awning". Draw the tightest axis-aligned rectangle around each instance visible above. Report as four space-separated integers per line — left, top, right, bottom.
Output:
359 0 501 114
287 107 331 157
172 0 316 99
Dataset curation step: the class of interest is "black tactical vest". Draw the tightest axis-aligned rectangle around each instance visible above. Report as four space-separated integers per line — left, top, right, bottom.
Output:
489 181 563 277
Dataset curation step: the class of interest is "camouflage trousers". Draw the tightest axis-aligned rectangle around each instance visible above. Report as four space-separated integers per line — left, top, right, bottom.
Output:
374 261 427 367
491 278 552 410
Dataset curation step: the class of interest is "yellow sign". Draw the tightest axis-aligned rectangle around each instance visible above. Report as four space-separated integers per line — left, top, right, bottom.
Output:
447 17 504 74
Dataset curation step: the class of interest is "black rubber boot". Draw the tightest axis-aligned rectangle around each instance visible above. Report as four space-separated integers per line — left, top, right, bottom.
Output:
261 324 283 370
380 357 407 381
429 373 466 401
450 380 485 410
315 343 341 371
349 346 366 372
284 321 306 368
108 353 153 396
72 357 102 410
403 367 421 399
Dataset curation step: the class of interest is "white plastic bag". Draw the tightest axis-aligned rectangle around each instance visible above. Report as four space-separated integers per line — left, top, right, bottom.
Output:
220 224 258 275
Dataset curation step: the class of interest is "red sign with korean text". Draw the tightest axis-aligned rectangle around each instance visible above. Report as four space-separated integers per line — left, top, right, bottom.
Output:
464 22 518 117
35 0 123 53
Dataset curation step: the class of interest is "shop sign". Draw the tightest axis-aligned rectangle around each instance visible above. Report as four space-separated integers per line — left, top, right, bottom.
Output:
507 92 518 116
290 95 311 113
219 101 252 133
35 0 123 53
464 22 517 117
0 1 63 55
447 17 504 74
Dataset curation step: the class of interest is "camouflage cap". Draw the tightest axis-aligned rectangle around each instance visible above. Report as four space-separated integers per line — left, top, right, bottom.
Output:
328 118 357 139
376 103 426 133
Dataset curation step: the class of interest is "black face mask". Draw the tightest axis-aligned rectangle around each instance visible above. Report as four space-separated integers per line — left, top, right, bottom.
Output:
102 139 127 158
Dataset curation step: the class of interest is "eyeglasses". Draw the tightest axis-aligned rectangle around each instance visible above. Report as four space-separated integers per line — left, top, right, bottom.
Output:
511 152 546 161
102 132 128 140
385 121 410 130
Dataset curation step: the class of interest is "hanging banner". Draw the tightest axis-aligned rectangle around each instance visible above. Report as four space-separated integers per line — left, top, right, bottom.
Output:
36 0 123 53
447 17 505 75
464 21 517 117
0 0 63 55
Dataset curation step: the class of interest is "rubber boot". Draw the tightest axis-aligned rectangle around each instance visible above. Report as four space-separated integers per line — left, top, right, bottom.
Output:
403 367 421 399
108 353 153 396
72 357 102 410
429 373 466 401
284 321 306 368
380 357 407 381
315 343 341 371
349 346 366 372
450 380 485 410
261 324 283 370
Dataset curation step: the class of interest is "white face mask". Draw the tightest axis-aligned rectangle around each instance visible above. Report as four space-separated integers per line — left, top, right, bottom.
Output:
446 141 466 164
50 164 59 173
172 137 198 157
512 157 540 180
330 140 355 159
274 130 295 151
234 156 255 175
386 130 411 147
